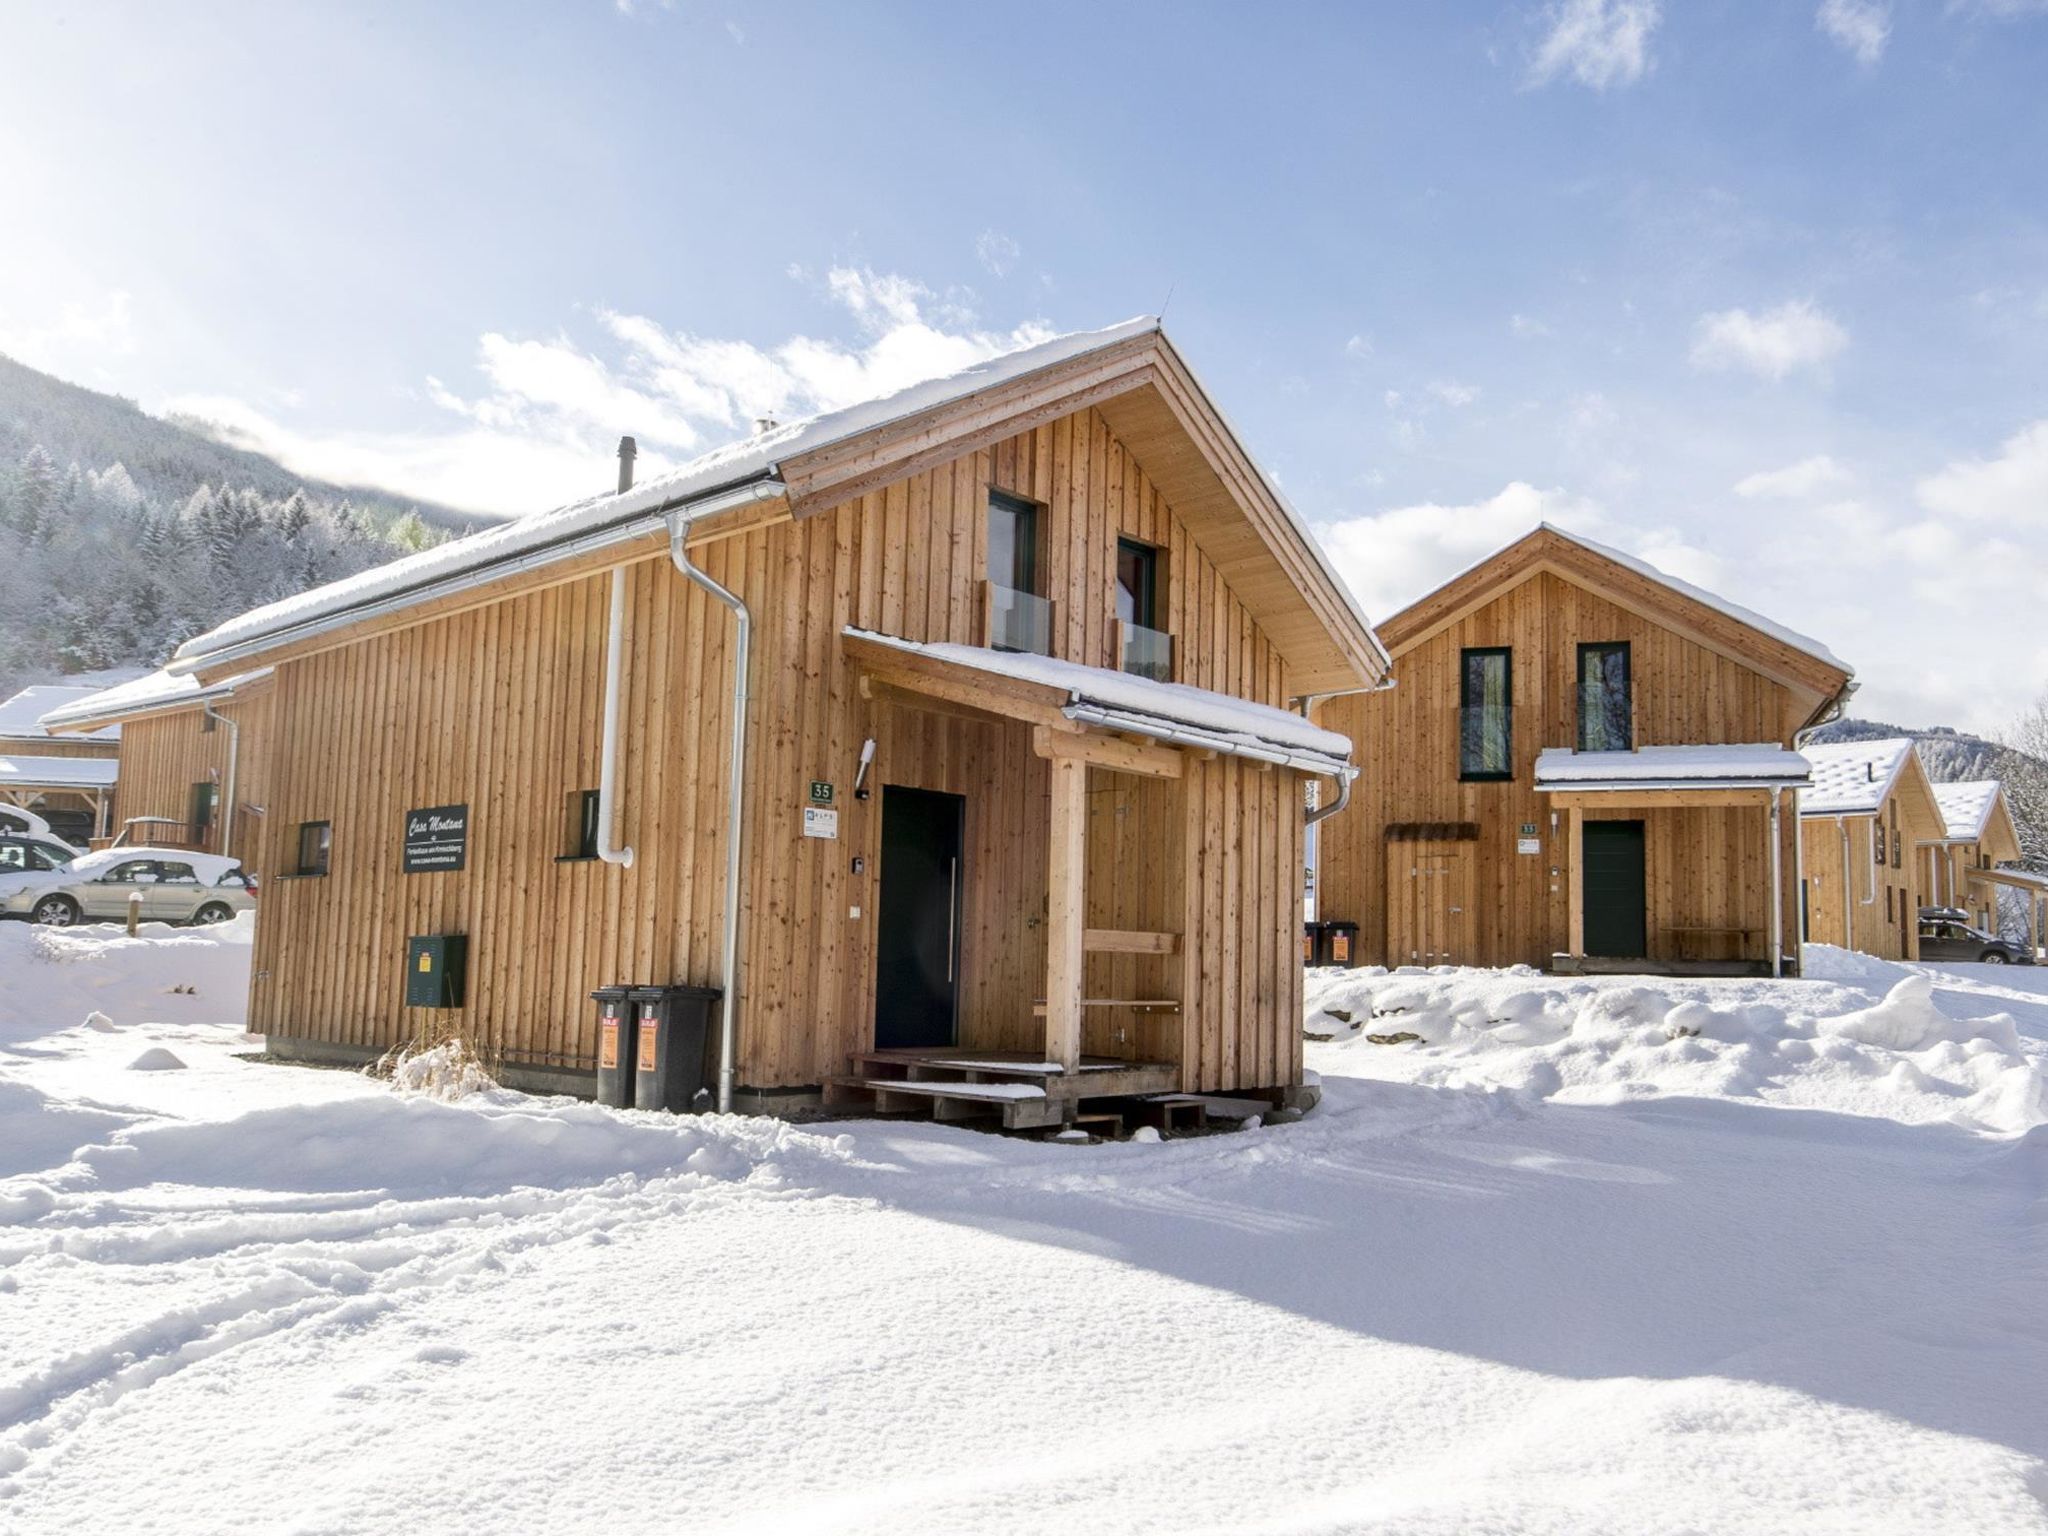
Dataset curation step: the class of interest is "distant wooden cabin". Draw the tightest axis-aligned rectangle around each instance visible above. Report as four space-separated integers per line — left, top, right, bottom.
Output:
1926 779 2029 938
40 668 275 868
160 319 1387 1123
1314 525 1853 976
0 684 122 844
1797 738 1944 961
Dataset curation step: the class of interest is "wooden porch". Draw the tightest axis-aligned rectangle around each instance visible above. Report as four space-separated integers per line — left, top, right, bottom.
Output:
823 1049 1183 1131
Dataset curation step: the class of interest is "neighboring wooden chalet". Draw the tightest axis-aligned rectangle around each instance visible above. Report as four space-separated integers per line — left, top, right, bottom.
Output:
162 319 1387 1123
0 684 122 845
1314 525 1853 976
40 667 276 867
1926 779 2028 936
1797 738 1945 961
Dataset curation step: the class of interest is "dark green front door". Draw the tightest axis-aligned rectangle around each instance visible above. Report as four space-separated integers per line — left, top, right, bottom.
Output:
1582 820 1647 959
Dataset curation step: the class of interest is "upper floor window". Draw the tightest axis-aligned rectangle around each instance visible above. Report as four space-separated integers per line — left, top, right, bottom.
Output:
988 491 1039 595
986 491 1050 654
1115 538 1172 682
1459 647 1512 781
1576 642 1631 753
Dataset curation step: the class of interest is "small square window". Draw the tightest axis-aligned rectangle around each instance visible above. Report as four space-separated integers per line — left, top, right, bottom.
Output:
296 821 331 878
564 789 601 861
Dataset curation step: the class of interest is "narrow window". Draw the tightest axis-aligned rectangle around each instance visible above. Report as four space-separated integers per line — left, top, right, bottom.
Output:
1875 819 1887 866
987 491 1039 595
1890 801 1902 869
296 820 331 877
1886 887 1894 924
563 789 600 860
1459 648 1512 780
1576 642 1631 753
1115 538 1158 629
188 782 217 847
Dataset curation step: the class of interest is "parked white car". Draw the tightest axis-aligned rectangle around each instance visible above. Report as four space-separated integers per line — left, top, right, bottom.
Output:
0 847 255 927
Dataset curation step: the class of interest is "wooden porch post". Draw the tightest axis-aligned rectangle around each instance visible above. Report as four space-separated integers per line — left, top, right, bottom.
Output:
1566 805 1585 959
1768 788 1783 978
1045 752 1087 1076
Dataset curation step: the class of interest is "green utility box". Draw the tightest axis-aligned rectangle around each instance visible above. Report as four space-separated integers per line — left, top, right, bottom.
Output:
404 934 468 1009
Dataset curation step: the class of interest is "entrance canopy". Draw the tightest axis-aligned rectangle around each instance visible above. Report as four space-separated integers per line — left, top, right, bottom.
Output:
1536 744 1810 803
843 628 1354 778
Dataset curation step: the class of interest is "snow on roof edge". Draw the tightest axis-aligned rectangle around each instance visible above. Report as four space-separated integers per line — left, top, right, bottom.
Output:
1533 744 1812 791
1931 779 2002 841
0 685 121 743
171 318 1164 669
1796 737 1917 817
0 754 121 788
38 666 273 732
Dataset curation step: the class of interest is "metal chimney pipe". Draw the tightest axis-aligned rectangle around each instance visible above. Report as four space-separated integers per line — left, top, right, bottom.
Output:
616 435 638 495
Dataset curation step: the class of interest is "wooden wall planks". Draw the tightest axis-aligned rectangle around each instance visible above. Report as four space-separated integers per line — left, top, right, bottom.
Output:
1319 570 1810 970
106 694 275 867
248 403 1308 1093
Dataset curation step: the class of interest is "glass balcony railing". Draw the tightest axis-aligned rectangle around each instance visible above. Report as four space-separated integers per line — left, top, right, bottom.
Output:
1120 620 1174 683
987 583 1053 655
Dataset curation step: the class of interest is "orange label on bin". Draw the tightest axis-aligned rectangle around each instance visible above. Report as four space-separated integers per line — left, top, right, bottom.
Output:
599 1018 619 1070
637 1016 659 1073
1332 931 1351 962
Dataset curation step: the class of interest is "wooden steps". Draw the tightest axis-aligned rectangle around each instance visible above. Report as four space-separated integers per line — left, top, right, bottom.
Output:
826 1047 1179 1130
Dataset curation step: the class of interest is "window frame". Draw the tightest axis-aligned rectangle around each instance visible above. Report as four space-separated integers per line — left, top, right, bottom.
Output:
558 788 602 863
1115 537 1161 631
294 820 332 878
986 489 1043 597
1574 641 1632 754
188 781 217 846
1458 646 1514 783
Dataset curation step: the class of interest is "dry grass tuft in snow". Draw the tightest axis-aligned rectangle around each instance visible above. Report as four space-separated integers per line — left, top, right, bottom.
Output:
374 1037 500 1103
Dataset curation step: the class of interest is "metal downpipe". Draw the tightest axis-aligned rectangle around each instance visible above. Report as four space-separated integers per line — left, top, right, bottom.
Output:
596 567 636 869
669 514 751 1115
202 700 239 859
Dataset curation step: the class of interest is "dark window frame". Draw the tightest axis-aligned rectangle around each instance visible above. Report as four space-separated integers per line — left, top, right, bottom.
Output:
558 788 602 863
986 489 1043 597
188 781 217 845
295 820 332 878
1458 646 1514 782
1115 537 1161 631
1575 641 1632 754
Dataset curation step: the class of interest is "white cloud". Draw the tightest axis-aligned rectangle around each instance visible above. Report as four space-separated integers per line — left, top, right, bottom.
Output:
1733 454 1852 499
1817 0 1890 63
0 288 136 376
1690 300 1848 379
1527 0 1662 90
1343 333 1374 359
975 230 1020 279
1915 418 2048 526
1427 380 1481 407
165 267 1054 516
1510 314 1552 338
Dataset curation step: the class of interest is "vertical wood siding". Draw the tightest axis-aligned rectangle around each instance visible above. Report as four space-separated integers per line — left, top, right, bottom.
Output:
1319 571 1806 970
109 696 274 867
249 404 1307 1091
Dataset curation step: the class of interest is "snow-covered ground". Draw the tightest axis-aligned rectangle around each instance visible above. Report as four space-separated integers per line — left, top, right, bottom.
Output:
4 920 2047 1533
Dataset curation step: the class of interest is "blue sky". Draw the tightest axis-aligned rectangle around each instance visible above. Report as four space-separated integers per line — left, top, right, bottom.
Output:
2 0 2045 730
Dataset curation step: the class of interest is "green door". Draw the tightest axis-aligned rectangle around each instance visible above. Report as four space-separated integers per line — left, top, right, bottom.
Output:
1582 820 1647 959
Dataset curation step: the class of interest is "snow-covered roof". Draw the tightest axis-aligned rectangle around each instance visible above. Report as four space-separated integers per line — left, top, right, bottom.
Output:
1540 524 1850 675
1932 779 2002 841
37 666 273 733
1797 738 1917 817
1534 744 1812 793
845 628 1355 774
0 754 120 790
172 319 1167 671
0 686 120 743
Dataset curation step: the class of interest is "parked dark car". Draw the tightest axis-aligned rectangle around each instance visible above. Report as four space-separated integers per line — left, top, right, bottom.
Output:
1917 907 2033 965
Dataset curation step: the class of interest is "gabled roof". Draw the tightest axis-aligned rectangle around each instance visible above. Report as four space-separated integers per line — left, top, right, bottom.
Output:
1799 738 1917 817
170 320 1386 695
40 666 274 734
1375 524 1853 724
1933 779 2004 842
0 686 120 743
1534 744 1811 793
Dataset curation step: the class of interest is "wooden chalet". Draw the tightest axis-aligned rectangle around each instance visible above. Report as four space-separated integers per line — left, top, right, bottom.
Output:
162 319 1387 1125
1313 525 1853 976
1796 738 1945 961
1925 779 2033 944
40 667 276 867
0 684 123 845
